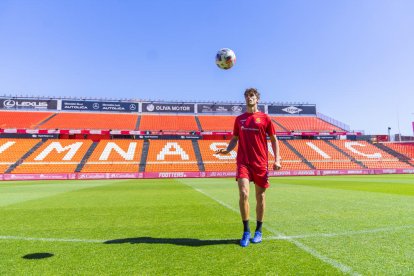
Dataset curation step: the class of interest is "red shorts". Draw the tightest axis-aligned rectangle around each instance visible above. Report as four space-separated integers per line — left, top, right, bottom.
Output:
236 164 270 188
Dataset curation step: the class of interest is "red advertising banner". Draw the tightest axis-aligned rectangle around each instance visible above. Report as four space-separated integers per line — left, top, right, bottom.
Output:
2 168 414 181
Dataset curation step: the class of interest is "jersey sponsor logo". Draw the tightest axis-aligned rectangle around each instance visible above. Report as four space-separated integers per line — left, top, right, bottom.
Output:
241 126 259 132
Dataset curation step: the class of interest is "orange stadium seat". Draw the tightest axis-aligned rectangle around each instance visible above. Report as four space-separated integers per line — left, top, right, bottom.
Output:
361 161 413 169
0 139 41 173
40 113 138 130
12 139 92 173
0 111 53 129
287 140 362 169
197 139 311 172
197 140 238 172
273 116 344 132
329 140 411 169
139 115 198 132
145 140 199 172
269 141 312 171
197 116 236 132
382 143 414 160
82 140 144 173
197 115 285 132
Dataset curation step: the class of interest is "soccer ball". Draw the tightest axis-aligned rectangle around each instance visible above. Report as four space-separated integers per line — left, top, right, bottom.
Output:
215 48 236 70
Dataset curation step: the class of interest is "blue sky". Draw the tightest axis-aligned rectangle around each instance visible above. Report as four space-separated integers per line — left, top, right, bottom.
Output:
1 0 413 135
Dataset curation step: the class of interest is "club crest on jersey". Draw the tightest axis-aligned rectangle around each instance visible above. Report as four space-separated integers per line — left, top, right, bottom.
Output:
255 118 261 124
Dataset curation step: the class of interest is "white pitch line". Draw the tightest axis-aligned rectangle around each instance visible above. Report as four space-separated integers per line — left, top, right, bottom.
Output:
0 235 105 243
1 223 413 245
180 181 360 276
275 225 414 240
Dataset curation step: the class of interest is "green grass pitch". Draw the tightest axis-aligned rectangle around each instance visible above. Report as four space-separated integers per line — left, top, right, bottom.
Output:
1 175 414 275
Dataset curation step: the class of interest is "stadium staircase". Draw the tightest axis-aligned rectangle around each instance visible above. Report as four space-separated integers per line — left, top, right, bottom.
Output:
34 113 58 129
194 116 203 131
324 140 366 168
283 140 315 169
371 143 414 168
135 115 141 130
192 140 205 171
139 140 150 172
75 142 99 172
6 140 45 173
271 119 288 131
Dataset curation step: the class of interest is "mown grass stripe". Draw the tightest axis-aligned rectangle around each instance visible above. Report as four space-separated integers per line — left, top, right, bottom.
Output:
180 179 361 276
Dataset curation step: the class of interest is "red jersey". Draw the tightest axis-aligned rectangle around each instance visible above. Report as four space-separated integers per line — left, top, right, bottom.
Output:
233 112 276 168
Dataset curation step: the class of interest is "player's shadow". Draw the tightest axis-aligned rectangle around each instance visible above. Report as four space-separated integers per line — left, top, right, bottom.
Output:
22 253 54 260
104 237 238 247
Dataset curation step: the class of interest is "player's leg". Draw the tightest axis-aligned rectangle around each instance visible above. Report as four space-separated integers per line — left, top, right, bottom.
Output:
251 166 269 244
252 184 266 244
238 177 250 222
255 184 266 222
238 177 251 247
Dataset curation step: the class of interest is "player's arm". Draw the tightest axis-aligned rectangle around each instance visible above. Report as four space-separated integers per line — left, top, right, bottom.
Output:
270 134 281 170
216 136 238 154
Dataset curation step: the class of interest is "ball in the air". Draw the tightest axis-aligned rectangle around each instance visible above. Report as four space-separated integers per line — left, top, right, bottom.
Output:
215 48 236 70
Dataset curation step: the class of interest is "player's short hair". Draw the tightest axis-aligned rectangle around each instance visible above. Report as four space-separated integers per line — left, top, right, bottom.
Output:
244 88 260 99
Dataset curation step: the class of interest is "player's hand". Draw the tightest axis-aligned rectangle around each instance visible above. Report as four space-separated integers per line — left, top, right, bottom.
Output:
215 149 229 155
273 161 281 170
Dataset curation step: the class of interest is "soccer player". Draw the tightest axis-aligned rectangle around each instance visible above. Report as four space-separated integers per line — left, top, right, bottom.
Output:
216 88 281 247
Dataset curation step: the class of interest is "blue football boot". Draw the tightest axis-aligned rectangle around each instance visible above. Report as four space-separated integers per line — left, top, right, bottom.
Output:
240 231 250 247
251 231 262 244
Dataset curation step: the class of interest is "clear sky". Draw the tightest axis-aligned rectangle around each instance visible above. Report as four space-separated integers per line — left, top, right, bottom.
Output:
1 0 413 135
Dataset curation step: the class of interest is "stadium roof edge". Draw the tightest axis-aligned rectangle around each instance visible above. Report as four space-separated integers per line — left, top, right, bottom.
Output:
0 95 312 106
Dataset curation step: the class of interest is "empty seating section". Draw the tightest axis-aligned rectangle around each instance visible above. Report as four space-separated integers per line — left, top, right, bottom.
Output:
82 140 144 172
2 138 413 174
198 140 238 171
41 113 138 130
287 140 362 169
12 139 92 173
0 111 53 129
329 140 410 169
383 143 414 160
274 141 311 170
361 161 413 169
0 139 41 173
145 140 199 172
140 115 198 132
273 116 343 132
197 116 235 131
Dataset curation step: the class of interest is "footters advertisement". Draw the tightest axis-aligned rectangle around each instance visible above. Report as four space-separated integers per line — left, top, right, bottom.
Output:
1 169 413 181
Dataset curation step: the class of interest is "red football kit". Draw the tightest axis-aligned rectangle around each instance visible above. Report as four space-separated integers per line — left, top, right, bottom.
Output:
233 112 276 188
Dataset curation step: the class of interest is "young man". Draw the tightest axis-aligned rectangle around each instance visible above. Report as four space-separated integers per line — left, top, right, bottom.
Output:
216 88 281 247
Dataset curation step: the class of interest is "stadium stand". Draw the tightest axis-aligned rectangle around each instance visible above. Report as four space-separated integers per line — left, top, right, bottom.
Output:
0 111 53 129
197 116 236 132
40 113 138 130
82 140 144 172
267 141 311 170
198 140 238 171
197 115 285 132
145 140 199 172
0 139 41 173
287 140 363 169
12 139 92 173
329 140 412 169
273 116 344 132
382 143 414 160
139 115 199 132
